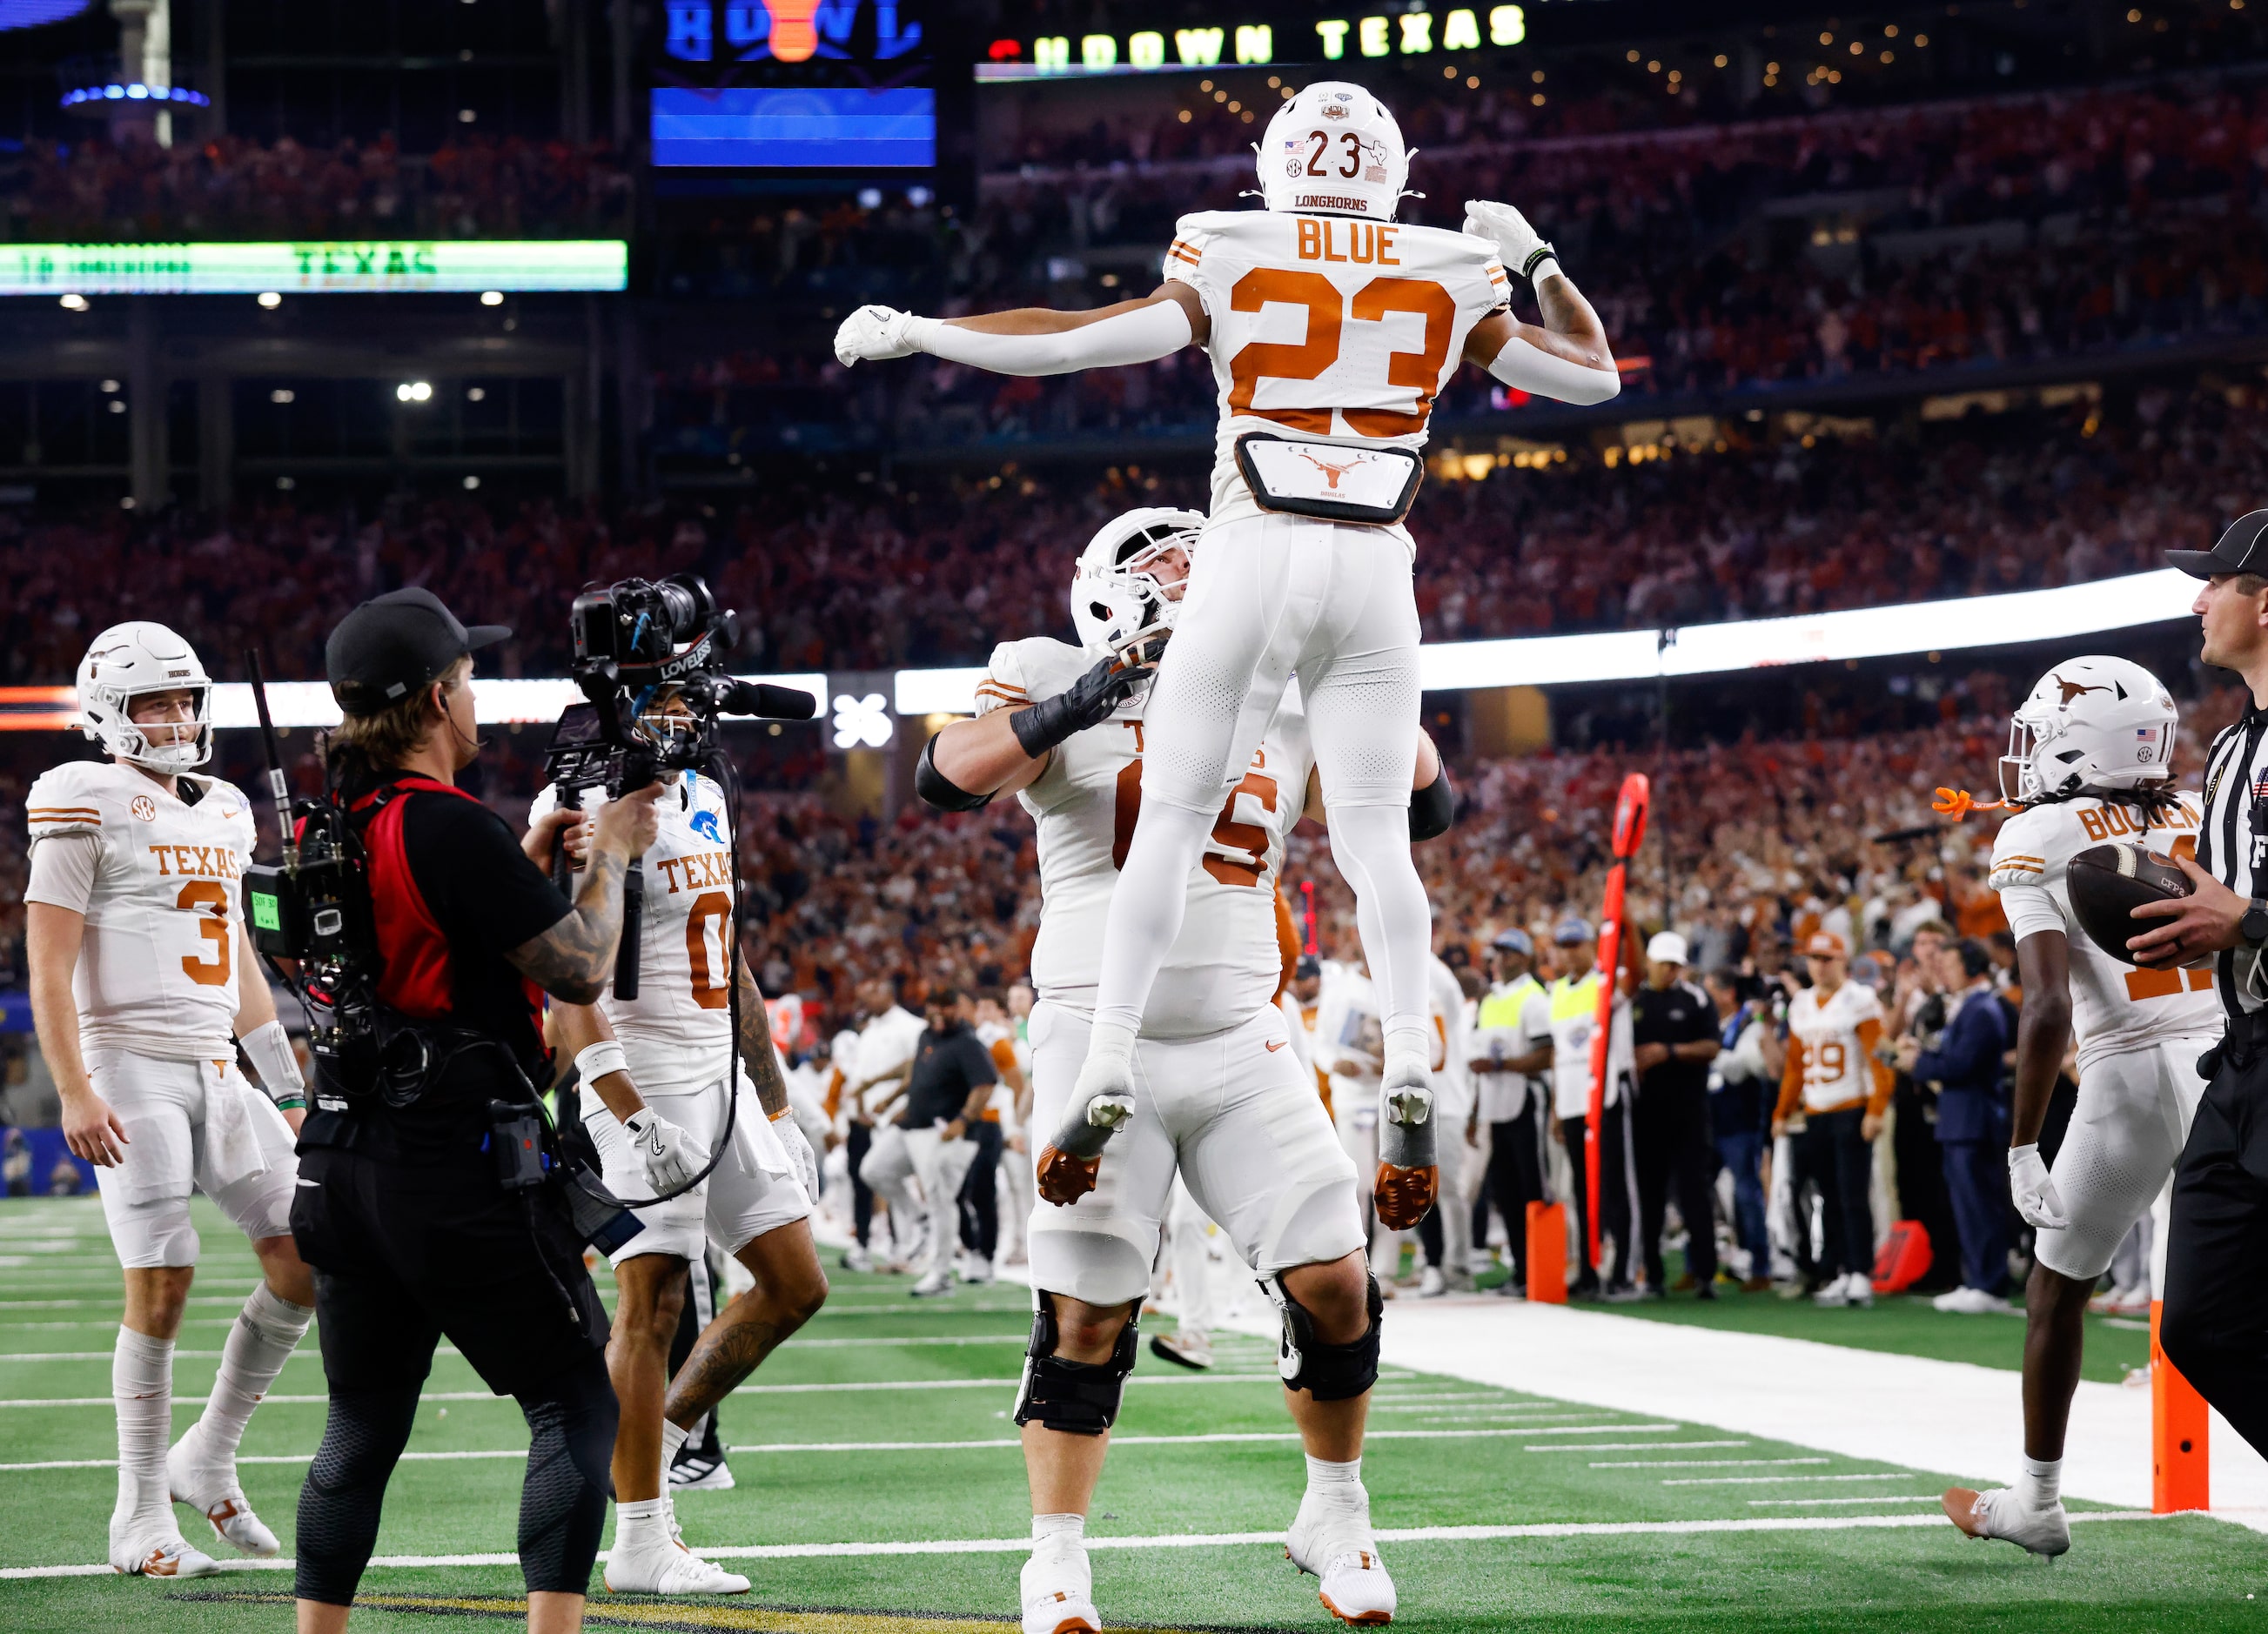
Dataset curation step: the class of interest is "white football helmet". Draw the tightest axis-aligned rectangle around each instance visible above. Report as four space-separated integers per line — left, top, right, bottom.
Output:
77 621 213 772
1998 655 2177 805
1258 82 1410 222
1070 507 1204 665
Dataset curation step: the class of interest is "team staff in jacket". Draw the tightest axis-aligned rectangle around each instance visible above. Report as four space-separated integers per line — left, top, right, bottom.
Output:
1629 933 1721 1299
2126 512 2268 1457
1468 929 1553 1297
1899 940 2016 1312
287 590 663 1634
1773 934 1893 1309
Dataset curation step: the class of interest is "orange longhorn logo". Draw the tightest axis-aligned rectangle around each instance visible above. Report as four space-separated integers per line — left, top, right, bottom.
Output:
2055 676 2112 706
1296 449 1362 490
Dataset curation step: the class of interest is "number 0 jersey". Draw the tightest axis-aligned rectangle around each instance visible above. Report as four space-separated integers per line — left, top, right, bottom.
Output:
23 760 255 1060
531 770 738 1075
1160 209 1510 540
979 636 1314 1040
1989 792 2221 1071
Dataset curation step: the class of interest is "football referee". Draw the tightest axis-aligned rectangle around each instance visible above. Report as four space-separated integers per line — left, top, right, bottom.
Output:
2129 512 2266 1456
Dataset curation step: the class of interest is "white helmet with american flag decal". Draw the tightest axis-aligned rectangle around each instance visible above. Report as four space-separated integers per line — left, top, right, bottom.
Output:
1998 654 2177 805
1258 82 1411 222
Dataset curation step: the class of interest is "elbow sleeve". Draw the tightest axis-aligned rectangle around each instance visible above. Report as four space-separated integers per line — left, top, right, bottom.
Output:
1409 765 1456 841
1485 334 1621 405
916 733 993 813
908 300 1193 378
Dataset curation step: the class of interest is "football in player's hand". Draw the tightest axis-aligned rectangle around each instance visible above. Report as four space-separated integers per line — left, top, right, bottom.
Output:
2067 842 2193 966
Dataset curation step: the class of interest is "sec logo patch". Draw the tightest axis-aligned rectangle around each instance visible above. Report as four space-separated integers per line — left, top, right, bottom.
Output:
131 794 157 821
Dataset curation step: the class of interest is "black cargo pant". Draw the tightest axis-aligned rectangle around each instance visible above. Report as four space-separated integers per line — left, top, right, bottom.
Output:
2163 1022 2268 1458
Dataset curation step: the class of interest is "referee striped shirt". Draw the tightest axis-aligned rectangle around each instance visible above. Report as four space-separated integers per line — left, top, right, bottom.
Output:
2198 703 2268 1015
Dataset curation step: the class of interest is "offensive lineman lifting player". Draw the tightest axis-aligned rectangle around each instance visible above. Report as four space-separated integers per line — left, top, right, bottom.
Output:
917 509 1456 1631
839 81 1618 1254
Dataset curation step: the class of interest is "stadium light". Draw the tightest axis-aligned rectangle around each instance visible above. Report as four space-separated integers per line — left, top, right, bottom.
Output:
395 380 433 403
57 292 86 311
256 290 282 308
480 290 505 305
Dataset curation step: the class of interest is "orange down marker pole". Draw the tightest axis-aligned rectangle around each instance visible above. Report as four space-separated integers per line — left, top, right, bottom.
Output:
1526 1201 1567 1304
2152 1300 2210 1513
1587 773 1650 1269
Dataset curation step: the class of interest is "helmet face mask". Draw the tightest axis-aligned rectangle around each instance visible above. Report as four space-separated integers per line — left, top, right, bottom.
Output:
1258 82 1410 222
1070 508 1204 669
77 622 213 773
1997 656 2177 806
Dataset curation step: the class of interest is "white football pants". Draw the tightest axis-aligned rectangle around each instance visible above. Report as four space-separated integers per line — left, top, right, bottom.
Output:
1094 513 1432 1060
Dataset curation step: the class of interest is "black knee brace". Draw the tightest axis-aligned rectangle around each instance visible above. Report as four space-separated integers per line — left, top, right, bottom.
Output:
1012 1290 1138 1436
1271 1272 1384 1402
516 1349 619 1595
294 1383 421 1605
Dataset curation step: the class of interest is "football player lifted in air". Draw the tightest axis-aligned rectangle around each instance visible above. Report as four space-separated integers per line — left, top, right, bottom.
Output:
916 509 1457 1631
838 81 1616 1256
531 687 830 1597
24 625 316 1578
1940 658 2219 1556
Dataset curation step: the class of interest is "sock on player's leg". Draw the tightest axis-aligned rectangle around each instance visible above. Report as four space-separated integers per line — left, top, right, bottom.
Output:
113 1327 175 1525
1090 800 1218 1038
1033 1512 1087 1544
2018 1456 2062 1508
1305 1453 1365 1497
657 1418 691 1524
185 1283 312 1475
1325 803 1436 1050
614 1495 669 1555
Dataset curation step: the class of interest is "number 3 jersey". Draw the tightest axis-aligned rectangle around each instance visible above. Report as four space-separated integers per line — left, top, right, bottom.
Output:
1160 209 1510 539
1988 792 2220 1070
23 760 256 1060
980 636 1313 1041
530 770 738 1074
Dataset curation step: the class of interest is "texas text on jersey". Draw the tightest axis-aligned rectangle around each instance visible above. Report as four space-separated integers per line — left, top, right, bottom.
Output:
25 760 257 1061
976 634 1316 1040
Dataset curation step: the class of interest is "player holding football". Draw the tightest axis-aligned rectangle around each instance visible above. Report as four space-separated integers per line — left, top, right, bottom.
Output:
532 688 829 1597
838 81 1615 1245
916 508 1454 1631
1940 657 2219 1556
24 624 315 1578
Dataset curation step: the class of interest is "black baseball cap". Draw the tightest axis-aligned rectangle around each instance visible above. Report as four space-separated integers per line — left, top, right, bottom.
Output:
325 588 510 716
2168 510 2268 579
1295 954 1321 981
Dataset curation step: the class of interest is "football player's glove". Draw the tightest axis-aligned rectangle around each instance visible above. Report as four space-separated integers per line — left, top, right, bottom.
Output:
776 1114 822 1206
1462 199 1558 282
623 1108 708 1194
2007 1143 2069 1230
1010 652 1152 760
834 304 921 366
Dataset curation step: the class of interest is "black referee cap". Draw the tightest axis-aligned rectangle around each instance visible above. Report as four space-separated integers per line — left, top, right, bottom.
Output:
326 588 510 716
2168 510 2268 579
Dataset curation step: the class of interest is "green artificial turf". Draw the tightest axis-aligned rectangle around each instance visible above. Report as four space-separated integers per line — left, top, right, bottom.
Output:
0 1196 2259 1633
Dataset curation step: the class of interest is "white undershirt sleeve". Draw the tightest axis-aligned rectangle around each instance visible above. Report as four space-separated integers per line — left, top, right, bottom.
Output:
905 299 1194 377
23 831 99 914
1484 332 1622 405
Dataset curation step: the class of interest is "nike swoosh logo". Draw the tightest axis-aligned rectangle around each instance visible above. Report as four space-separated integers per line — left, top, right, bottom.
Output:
1265 1040 1287 1052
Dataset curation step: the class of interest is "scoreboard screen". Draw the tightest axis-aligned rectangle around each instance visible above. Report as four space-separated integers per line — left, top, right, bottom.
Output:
654 1 935 169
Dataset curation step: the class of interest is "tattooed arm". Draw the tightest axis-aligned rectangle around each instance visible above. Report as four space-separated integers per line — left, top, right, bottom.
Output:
736 962 790 1120
506 784 664 1003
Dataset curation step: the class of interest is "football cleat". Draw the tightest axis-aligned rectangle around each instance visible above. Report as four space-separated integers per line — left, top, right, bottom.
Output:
1288 1497 1397 1625
841 1244 876 1274
604 1536 752 1595
1022 1538 1101 1634
168 1440 280 1557
911 1269 957 1298
1942 1486 2071 1558
1373 1059 1437 1231
1149 1328 1215 1369
668 1450 735 1493
109 1524 219 1580
1037 1059 1135 1206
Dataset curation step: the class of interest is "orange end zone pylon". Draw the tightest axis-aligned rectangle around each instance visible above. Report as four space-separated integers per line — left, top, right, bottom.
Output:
1526 1201 1567 1305
2152 1299 2209 1513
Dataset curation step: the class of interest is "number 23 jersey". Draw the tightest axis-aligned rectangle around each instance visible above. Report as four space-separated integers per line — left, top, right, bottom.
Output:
23 760 255 1060
1988 792 2220 1070
1162 209 1509 538
981 637 1314 1041
530 770 738 1065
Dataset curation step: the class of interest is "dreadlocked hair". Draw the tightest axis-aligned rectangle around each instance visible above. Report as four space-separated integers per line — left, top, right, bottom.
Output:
2026 779 2184 833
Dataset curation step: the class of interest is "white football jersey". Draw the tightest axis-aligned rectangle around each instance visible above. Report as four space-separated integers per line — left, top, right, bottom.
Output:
1989 793 2222 1071
1160 209 1510 535
531 770 738 1076
1783 980 1889 1115
24 760 255 1060
980 635 1314 1040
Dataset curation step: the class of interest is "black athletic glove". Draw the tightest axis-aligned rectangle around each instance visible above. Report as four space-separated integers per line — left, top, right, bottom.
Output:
1010 653 1150 760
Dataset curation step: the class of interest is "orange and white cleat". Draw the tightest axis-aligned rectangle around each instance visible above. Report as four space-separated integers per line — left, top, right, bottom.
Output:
1374 1059 1437 1231
1021 1537 1101 1634
169 1439 281 1557
1288 1496 1397 1625
109 1524 219 1579
1943 1486 2070 1557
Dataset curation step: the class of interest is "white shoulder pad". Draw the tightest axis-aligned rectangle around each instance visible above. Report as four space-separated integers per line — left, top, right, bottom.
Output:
976 637 1085 718
1986 805 2057 894
26 762 112 842
1164 211 1238 286
185 773 253 827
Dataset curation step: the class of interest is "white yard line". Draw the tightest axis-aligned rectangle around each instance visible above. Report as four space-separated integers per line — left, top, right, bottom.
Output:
0 1510 2173 1580
1748 1496 1943 1507
1667 1473 1923 1486
0 1335 1030 1363
1527 1440 1750 1453
1603 1457 1827 1469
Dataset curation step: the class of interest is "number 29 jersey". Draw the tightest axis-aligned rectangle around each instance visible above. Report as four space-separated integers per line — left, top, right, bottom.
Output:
23 760 256 1061
979 636 1314 1041
1160 209 1510 539
530 770 738 1073
1988 792 2221 1071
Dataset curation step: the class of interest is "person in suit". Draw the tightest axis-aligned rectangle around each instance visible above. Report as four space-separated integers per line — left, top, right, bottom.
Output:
1900 938 2015 1314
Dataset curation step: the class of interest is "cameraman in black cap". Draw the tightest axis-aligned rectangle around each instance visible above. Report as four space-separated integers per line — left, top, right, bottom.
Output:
291 588 661 1634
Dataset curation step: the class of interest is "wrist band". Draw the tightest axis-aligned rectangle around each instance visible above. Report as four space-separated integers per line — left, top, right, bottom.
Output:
241 1020 305 1108
770 1106 792 1122
1523 251 1561 284
575 1040 631 1088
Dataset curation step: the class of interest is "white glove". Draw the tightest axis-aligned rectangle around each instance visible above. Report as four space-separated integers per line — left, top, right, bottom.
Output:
622 1108 708 1195
834 303 923 366
2008 1142 2068 1230
776 1115 822 1205
1462 198 1552 278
